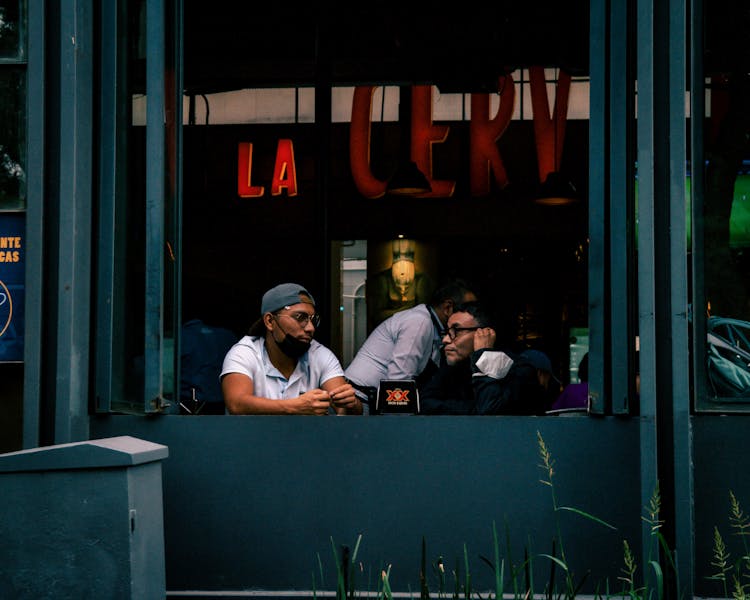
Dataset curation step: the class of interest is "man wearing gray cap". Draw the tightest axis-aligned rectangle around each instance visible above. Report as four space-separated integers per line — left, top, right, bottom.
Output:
221 283 362 415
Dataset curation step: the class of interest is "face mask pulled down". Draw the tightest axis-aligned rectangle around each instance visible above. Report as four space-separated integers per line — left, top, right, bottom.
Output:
275 333 311 358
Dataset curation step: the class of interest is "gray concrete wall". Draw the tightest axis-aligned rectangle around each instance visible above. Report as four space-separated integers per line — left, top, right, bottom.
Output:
0 437 167 599
92 415 644 595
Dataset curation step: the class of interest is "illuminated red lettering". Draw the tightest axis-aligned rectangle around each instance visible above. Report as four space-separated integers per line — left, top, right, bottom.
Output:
270 139 298 196
530 66 571 182
411 85 455 197
470 75 515 195
350 86 387 198
237 142 264 197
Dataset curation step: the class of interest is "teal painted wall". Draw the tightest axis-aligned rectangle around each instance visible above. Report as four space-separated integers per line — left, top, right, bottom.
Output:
693 416 750 595
92 416 643 594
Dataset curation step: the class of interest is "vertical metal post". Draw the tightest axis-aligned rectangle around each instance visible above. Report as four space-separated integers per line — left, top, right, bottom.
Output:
315 15 332 344
144 0 166 411
636 0 661 590
638 0 694 595
23 0 46 448
172 0 185 410
53 0 94 442
667 0 694 592
610 0 634 414
588 0 607 414
94 0 123 413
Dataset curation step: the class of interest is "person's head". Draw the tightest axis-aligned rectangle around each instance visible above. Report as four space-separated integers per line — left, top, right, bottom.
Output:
577 352 589 382
248 283 319 359
521 349 559 391
441 301 493 366
429 279 478 326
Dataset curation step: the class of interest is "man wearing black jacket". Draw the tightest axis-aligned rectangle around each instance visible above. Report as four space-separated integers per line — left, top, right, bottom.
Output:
420 301 496 414
420 302 550 415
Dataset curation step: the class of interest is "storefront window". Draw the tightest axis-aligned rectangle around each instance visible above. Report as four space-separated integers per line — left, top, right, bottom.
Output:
696 4 750 410
0 0 26 212
95 0 180 413
0 68 24 210
103 4 595 415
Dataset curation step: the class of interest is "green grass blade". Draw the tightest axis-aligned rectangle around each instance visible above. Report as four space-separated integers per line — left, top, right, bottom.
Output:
572 570 591 596
539 553 569 571
653 531 677 571
330 538 346 600
317 552 325 588
421 536 430 600
648 560 664 600
557 506 618 530
464 543 471 600
493 521 504 600
351 533 363 564
382 568 394 600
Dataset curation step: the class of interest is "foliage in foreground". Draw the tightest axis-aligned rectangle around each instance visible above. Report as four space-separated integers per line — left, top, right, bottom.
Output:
311 431 749 600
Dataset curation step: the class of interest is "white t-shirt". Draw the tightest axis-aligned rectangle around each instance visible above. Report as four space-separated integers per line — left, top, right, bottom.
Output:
221 336 344 399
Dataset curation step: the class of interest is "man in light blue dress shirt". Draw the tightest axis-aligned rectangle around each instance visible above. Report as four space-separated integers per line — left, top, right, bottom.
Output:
344 279 477 414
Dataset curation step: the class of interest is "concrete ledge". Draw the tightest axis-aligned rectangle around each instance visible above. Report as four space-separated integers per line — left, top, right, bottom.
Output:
0 435 169 472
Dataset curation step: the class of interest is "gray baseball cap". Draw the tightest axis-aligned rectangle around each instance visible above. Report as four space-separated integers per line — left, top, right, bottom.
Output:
260 283 315 315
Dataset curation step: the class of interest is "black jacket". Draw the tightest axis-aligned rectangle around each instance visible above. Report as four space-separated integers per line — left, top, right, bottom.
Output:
420 358 476 414
420 349 550 415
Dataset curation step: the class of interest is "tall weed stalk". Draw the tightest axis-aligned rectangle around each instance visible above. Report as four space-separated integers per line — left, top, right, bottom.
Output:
708 490 750 600
536 431 615 600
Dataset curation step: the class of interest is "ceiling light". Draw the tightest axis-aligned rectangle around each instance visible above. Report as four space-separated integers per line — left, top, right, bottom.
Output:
535 171 578 206
386 160 432 196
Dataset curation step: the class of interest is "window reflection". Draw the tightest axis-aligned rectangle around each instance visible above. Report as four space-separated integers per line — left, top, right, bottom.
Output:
700 4 750 405
0 69 25 210
0 1 22 60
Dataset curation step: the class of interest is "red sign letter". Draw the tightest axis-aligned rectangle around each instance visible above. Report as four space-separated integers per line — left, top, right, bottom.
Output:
350 86 387 198
412 85 455 197
271 139 298 196
237 142 264 198
530 66 571 182
470 75 515 196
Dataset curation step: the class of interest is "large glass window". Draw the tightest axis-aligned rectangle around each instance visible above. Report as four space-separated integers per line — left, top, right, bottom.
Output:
95 0 180 414
0 0 25 211
695 2 750 411
103 3 597 415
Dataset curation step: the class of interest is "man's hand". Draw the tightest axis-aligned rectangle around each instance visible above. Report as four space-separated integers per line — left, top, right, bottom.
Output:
474 327 496 351
329 382 362 414
295 389 334 415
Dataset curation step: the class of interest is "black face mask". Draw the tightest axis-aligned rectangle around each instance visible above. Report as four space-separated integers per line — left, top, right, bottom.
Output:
270 314 312 359
275 333 311 359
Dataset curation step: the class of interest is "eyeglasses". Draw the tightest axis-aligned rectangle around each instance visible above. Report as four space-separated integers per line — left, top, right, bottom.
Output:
274 309 321 328
444 325 480 341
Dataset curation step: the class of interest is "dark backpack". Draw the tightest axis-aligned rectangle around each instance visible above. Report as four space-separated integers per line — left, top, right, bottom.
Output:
180 319 238 405
474 354 548 415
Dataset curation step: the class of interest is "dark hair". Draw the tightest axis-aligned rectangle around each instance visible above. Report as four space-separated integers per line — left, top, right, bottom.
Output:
247 317 267 337
429 278 475 309
453 300 494 328
578 352 589 382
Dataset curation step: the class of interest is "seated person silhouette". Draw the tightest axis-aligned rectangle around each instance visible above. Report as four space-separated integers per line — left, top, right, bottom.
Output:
550 352 588 411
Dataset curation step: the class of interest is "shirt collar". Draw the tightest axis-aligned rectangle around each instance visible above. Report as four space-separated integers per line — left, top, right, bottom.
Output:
427 305 446 336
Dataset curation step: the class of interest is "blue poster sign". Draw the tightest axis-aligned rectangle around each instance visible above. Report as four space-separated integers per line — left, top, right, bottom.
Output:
0 213 24 362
